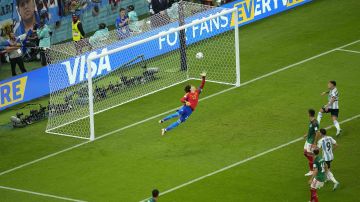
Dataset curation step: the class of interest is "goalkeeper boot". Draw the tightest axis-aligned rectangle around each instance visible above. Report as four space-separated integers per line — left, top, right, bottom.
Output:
161 129 167 136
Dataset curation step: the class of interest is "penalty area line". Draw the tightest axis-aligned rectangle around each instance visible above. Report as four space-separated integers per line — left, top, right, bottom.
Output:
0 39 359 178
0 185 87 202
139 114 360 201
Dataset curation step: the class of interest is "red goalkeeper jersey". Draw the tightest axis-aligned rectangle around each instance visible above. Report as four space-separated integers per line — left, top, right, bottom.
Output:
180 77 205 111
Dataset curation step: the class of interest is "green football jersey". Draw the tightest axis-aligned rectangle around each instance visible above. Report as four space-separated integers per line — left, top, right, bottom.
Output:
313 156 326 182
147 198 156 202
306 120 319 144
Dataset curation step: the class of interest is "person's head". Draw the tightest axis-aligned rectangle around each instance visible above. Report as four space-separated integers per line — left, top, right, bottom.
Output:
184 84 196 93
119 8 126 17
72 13 79 23
98 23 106 30
320 128 326 136
308 109 315 119
39 20 45 29
127 5 134 11
313 148 320 156
17 0 36 23
328 80 336 89
152 189 159 199
8 32 16 40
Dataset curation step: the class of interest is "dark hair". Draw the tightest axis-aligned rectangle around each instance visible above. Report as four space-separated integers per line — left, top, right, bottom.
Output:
320 128 326 135
152 189 159 197
120 8 126 12
127 5 135 11
308 109 315 117
313 148 320 155
99 23 106 29
329 80 336 86
184 85 191 93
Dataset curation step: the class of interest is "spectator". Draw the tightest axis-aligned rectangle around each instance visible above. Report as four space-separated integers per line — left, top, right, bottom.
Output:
150 0 170 27
151 0 169 14
14 0 39 36
89 23 109 48
71 13 86 54
115 8 131 39
4 33 27 76
37 20 51 66
127 5 141 33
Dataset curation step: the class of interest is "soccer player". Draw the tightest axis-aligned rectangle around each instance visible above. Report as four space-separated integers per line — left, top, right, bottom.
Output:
159 72 206 135
309 148 326 202
317 128 340 190
303 109 319 176
146 189 159 202
317 81 341 136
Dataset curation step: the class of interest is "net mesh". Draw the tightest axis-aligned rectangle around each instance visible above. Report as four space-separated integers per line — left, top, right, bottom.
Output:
46 2 238 139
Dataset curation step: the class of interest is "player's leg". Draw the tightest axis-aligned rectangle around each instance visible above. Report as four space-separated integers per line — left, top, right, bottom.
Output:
325 161 340 190
331 110 342 136
159 112 180 123
162 107 192 135
310 179 323 202
317 108 324 125
304 142 314 176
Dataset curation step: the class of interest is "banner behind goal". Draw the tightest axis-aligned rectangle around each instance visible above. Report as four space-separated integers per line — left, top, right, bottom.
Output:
46 2 240 140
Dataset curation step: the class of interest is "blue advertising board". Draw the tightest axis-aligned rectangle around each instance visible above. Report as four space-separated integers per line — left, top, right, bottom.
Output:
0 0 312 111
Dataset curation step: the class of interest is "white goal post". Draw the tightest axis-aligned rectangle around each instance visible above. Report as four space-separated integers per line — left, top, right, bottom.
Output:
46 3 240 141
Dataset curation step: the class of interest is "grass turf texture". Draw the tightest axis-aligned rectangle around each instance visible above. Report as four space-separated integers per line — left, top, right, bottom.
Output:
0 0 360 201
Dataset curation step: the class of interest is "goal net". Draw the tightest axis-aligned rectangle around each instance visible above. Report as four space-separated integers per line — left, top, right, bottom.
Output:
46 2 239 140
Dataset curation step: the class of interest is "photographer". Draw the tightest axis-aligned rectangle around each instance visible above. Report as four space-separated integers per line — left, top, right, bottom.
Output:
4 32 27 76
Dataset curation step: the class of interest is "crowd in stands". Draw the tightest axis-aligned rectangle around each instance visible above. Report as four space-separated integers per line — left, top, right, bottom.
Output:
0 0 231 80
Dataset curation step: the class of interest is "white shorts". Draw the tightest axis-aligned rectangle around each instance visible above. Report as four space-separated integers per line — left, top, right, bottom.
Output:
304 141 313 153
311 178 324 189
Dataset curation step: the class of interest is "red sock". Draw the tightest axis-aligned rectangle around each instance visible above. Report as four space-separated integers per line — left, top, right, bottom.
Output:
304 152 314 170
310 189 318 202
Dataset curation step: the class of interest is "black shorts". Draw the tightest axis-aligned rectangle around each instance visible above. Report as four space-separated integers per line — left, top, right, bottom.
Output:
325 160 332 169
322 108 339 117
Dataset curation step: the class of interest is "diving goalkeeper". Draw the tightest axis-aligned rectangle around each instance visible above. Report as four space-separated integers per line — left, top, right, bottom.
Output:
159 72 206 136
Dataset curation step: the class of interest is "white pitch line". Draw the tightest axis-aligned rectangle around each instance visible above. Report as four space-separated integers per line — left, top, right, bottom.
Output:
336 48 360 54
0 185 87 202
0 39 359 178
139 114 360 201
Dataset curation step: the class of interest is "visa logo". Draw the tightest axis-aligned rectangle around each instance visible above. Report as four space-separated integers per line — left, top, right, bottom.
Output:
231 0 255 27
0 77 27 108
62 48 111 85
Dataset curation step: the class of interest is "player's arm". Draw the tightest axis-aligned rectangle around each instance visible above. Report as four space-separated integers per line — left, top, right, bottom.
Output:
198 72 206 94
180 93 189 105
309 167 318 184
331 137 338 150
321 91 329 96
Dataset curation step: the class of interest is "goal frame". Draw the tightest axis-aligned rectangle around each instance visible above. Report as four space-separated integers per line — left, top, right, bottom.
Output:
83 8 240 141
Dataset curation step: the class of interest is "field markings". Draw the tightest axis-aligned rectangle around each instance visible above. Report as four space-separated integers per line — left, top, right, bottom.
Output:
336 48 360 54
0 185 87 202
140 114 360 201
0 39 359 178
0 39 359 200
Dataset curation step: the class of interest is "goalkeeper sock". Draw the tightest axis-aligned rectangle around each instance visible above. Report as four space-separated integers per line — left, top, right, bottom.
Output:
166 120 181 131
317 112 322 124
163 112 180 121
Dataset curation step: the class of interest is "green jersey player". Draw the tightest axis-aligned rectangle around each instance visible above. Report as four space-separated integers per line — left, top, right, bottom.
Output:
309 148 325 202
146 189 159 202
304 109 319 176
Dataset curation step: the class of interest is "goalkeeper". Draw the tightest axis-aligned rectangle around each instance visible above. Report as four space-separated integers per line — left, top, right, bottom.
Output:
159 72 206 135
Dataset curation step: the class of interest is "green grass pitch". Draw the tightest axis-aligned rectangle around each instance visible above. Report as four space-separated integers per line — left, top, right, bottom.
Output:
1 0 360 201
